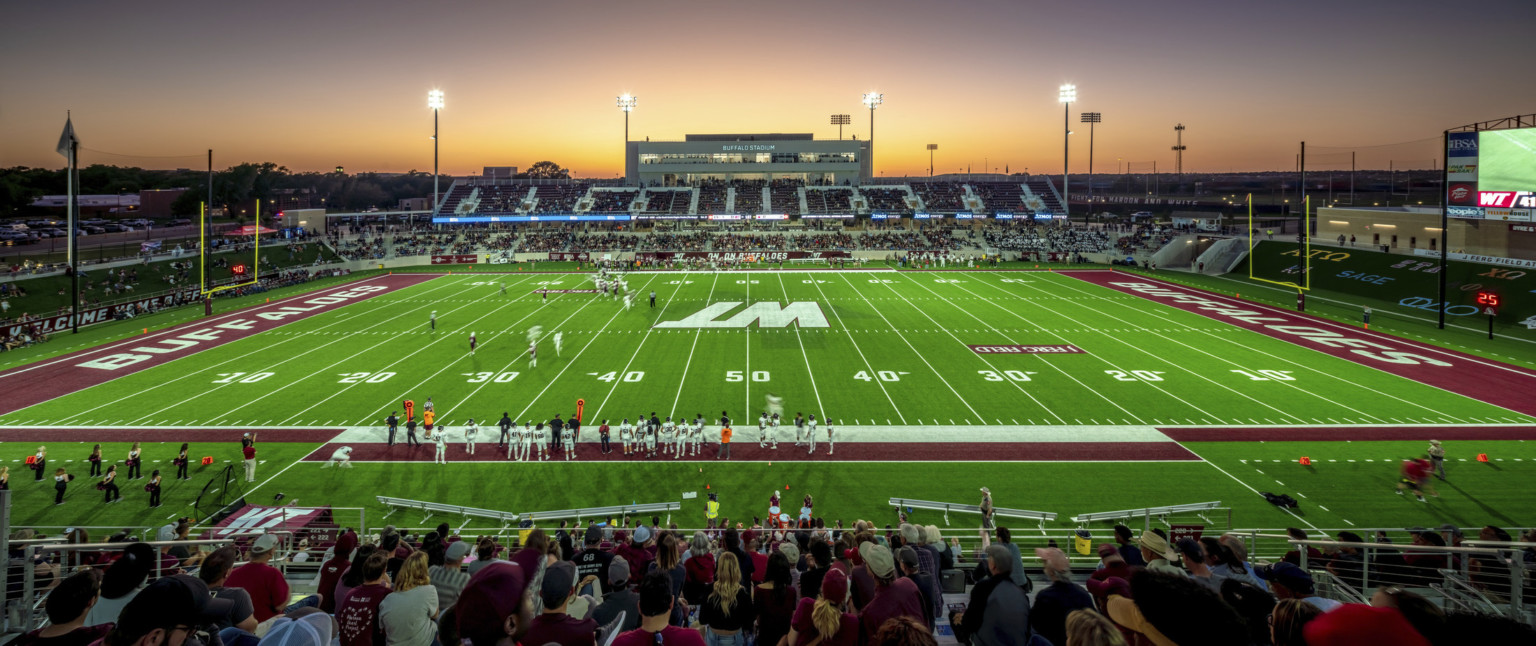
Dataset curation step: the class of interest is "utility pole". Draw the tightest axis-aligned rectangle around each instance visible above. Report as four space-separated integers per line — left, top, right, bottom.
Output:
1172 124 1187 175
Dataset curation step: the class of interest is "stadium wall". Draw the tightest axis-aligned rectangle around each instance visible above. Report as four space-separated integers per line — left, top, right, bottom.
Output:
1317 206 1536 261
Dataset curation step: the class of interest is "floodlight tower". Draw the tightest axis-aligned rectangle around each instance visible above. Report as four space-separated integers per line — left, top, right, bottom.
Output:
1081 112 1101 206
617 93 637 144
427 90 444 213
927 144 938 177
862 92 883 177
1058 84 1076 217
831 114 851 140
1172 123 1187 175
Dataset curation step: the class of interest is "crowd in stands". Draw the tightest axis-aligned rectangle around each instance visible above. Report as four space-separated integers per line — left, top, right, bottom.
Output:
859 230 959 252
589 190 639 214
862 188 910 212
984 227 1112 256
805 189 854 215
914 183 965 212
1114 225 1179 256
11 517 1533 646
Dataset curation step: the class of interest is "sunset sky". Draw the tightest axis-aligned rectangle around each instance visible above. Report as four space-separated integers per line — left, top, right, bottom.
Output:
2 0 1532 178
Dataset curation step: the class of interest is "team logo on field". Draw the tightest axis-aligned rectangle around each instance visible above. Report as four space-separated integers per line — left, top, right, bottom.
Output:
1521 316 1536 330
654 301 830 328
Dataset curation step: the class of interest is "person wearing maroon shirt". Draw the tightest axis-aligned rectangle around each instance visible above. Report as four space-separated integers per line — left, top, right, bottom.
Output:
855 543 925 646
614 527 654 586
240 434 257 483
1396 457 1435 502
337 552 392 646
786 568 859 646
224 534 288 622
611 571 705 646
523 561 596 646
1089 544 1134 583
318 530 359 613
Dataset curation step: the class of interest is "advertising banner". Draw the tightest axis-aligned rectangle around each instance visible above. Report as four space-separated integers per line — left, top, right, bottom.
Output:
547 252 591 261
4 288 199 338
635 250 851 262
430 254 478 265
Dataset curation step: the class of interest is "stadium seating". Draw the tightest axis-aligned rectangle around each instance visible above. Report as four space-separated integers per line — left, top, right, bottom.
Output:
972 182 1025 213
805 187 854 215
532 183 592 213
767 179 803 216
861 186 912 213
914 182 965 212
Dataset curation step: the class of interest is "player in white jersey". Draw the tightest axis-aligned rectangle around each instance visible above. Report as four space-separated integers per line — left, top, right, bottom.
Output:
661 417 677 457
758 413 770 447
324 446 354 468
769 413 782 449
534 423 550 461
500 282 507 296
793 413 806 446
432 427 449 464
468 331 476 356
619 418 634 455
528 342 537 368
517 422 534 461
806 414 818 453
643 422 657 457
554 332 563 357
562 424 576 460
825 422 835 455
689 415 705 456
429 310 437 331
464 419 478 455
623 291 635 310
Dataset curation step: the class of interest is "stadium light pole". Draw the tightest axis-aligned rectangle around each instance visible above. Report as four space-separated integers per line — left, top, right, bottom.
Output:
427 90 444 214
862 92 883 176
1059 84 1076 220
831 114 851 140
617 93 637 144
927 144 938 177
1081 112 1101 210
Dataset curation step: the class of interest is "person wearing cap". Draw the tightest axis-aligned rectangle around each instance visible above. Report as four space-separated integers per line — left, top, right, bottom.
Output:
574 524 617 596
195 546 259 640
100 574 238 646
615 526 654 587
523 561 598 646
1302 602 1430 646
1112 524 1146 567
785 568 858 646
429 540 473 611
225 534 290 623
610 570 706 646
590 557 641 634
444 560 538 646
241 433 257 483
894 546 935 629
1257 562 1342 613
1029 547 1092 646
858 543 926 645
337 551 393 646
1089 543 1132 585
1135 532 1183 576
952 543 1030 646
10 569 111 646
1427 439 1446 480
257 608 336 646
318 531 359 614
379 552 439 646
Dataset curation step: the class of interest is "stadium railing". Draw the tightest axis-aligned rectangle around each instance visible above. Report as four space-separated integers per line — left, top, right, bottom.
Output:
376 496 520 527
6 531 300 634
1070 501 1227 529
888 497 1057 531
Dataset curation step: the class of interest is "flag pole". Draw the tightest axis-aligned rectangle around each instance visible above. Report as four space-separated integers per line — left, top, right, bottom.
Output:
69 136 80 334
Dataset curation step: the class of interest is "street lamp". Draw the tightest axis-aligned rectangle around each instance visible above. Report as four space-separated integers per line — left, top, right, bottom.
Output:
1081 112 1101 206
427 90 444 215
1058 84 1076 218
927 144 938 177
617 93 637 144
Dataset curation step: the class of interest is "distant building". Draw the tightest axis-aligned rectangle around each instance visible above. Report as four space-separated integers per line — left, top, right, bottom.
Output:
626 133 870 186
31 194 141 218
483 166 518 179
399 197 431 211
139 188 187 217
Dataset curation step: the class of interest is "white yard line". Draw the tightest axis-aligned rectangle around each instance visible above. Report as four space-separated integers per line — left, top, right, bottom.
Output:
273 282 540 425
805 276 906 424
513 275 665 423
777 273 827 418
833 273 986 423
1044 273 1471 419
962 275 1330 424
0 275 409 381
589 274 693 422
1174 440 1325 532
669 273 722 417
54 277 481 423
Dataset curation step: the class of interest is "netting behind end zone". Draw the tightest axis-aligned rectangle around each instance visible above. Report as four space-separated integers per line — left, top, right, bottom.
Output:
193 464 245 521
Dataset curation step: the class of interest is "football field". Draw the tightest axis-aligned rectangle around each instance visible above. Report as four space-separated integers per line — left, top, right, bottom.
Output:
3 267 1534 537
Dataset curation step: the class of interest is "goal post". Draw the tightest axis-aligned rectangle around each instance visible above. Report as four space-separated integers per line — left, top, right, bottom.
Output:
1247 193 1311 293
200 201 263 297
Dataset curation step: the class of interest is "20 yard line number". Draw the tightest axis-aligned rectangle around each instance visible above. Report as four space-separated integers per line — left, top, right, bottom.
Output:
338 372 396 383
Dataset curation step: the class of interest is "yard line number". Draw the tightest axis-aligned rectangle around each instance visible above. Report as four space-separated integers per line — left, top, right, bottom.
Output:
591 371 645 383
1230 369 1297 381
978 370 1036 382
854 370 908 382
212 372 274 384
338 372 396 383
726 370 771 382
463 372 522 383
1105 370 1165 382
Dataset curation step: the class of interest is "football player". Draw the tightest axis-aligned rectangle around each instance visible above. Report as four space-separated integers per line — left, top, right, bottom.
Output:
643 421 658 458
826 422 835 455
463 418 478 455
793 412 805 446
619 417 634 455
554 331 563 357
562 423 576 460
534 423 549 461
758 412 769 448
806 414 818 454
662 416 678 458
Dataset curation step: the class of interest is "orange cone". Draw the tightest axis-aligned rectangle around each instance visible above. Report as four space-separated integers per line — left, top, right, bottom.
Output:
1477 453 1489 462
1299 456 1311 466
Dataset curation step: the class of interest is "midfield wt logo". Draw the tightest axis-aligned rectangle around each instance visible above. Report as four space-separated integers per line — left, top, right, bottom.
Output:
1479 191 1536 208
654 302 830 328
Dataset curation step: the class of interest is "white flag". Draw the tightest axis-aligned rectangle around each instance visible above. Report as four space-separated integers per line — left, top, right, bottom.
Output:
56 116 79 158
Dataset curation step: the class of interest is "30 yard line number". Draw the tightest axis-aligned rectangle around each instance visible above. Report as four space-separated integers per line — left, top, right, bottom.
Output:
979 370 1035 382
463 372 521 383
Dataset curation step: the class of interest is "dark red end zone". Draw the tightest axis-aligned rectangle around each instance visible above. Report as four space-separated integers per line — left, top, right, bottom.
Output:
0 274 439 416
1068 271 1536 416
305 441 1200 462
1162 426 1536 442
0 427 334 443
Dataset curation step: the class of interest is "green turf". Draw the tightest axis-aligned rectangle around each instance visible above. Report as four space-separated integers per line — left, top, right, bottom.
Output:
2 266 1533 539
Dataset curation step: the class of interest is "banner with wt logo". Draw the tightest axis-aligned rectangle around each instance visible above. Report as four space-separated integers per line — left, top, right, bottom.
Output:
1238 241 1536 325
